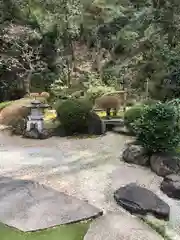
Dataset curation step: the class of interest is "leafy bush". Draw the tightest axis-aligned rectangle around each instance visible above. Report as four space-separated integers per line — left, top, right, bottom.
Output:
167 98 180 121
56 98 92 134
124 105 144 134
133 103 180 153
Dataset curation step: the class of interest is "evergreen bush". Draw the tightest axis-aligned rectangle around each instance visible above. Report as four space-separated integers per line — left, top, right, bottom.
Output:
124 105 144 134
133 103 180 153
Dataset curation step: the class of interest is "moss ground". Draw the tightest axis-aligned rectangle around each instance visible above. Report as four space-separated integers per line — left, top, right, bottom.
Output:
0 222 90 240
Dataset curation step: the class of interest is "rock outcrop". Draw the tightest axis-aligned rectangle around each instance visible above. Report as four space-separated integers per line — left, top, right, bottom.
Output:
122 144 149 166
161 174 180 199
150 153 180 177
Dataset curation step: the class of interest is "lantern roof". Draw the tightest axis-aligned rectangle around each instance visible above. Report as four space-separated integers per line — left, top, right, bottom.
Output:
26 100 50 108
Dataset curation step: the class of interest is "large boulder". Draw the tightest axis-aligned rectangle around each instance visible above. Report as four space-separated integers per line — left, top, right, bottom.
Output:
150 153 180 177
160 174 180 199
84 213 164 240
122 144 149 166
114 183 170 220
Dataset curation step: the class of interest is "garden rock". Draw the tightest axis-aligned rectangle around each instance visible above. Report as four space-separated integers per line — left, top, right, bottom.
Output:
161 174 180 199
112 126 131 135
84 212 164 240
150 153 180 177
87 111 103 135
0 177 102 232
23 129 51 139
122 144 149 166
114 183 170 220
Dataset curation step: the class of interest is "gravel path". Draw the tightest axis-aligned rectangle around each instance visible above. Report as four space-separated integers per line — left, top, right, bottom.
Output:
1 132 180 236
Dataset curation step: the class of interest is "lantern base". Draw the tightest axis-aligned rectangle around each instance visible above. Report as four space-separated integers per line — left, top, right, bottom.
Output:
23 128 51 140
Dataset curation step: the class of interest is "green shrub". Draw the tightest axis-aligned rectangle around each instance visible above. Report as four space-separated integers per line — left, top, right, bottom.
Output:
124 105 144 134
134 103 180 153
167 98 180 122
56 98 92 134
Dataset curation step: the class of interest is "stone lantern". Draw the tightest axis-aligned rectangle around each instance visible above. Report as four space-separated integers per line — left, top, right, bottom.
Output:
24 100 50 138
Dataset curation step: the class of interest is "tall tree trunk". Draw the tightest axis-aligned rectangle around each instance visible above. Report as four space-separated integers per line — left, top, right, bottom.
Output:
24 70 33 94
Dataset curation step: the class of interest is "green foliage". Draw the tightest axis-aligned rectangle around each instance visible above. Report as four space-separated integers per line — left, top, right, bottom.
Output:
2 0 180 103
124 105 144 134
134 103 180 153
56 98 92 134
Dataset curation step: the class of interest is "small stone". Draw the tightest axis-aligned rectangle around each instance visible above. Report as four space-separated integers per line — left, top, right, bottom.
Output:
122 144 149 166
39 129 52 139
150 154 180 177
114 183 170 220
23 129 40 139
112 126 131 135
161 174 180 199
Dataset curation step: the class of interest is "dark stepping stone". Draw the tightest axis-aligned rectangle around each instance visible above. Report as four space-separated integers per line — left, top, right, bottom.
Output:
114 183 170 220
161 174 180 199
0 177 102 232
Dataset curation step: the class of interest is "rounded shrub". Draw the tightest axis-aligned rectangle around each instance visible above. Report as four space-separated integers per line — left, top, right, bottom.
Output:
124 105 144 134
134 102 180 153
56 98 92 135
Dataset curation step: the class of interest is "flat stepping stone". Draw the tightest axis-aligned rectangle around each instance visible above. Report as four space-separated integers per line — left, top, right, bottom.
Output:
84 212 164 240
0 177 102 232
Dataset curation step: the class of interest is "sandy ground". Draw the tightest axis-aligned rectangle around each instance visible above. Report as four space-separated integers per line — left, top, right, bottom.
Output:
0 132 180 235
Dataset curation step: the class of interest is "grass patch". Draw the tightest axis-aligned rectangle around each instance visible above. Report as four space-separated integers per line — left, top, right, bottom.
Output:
0 222 90 240
0 101 12 111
